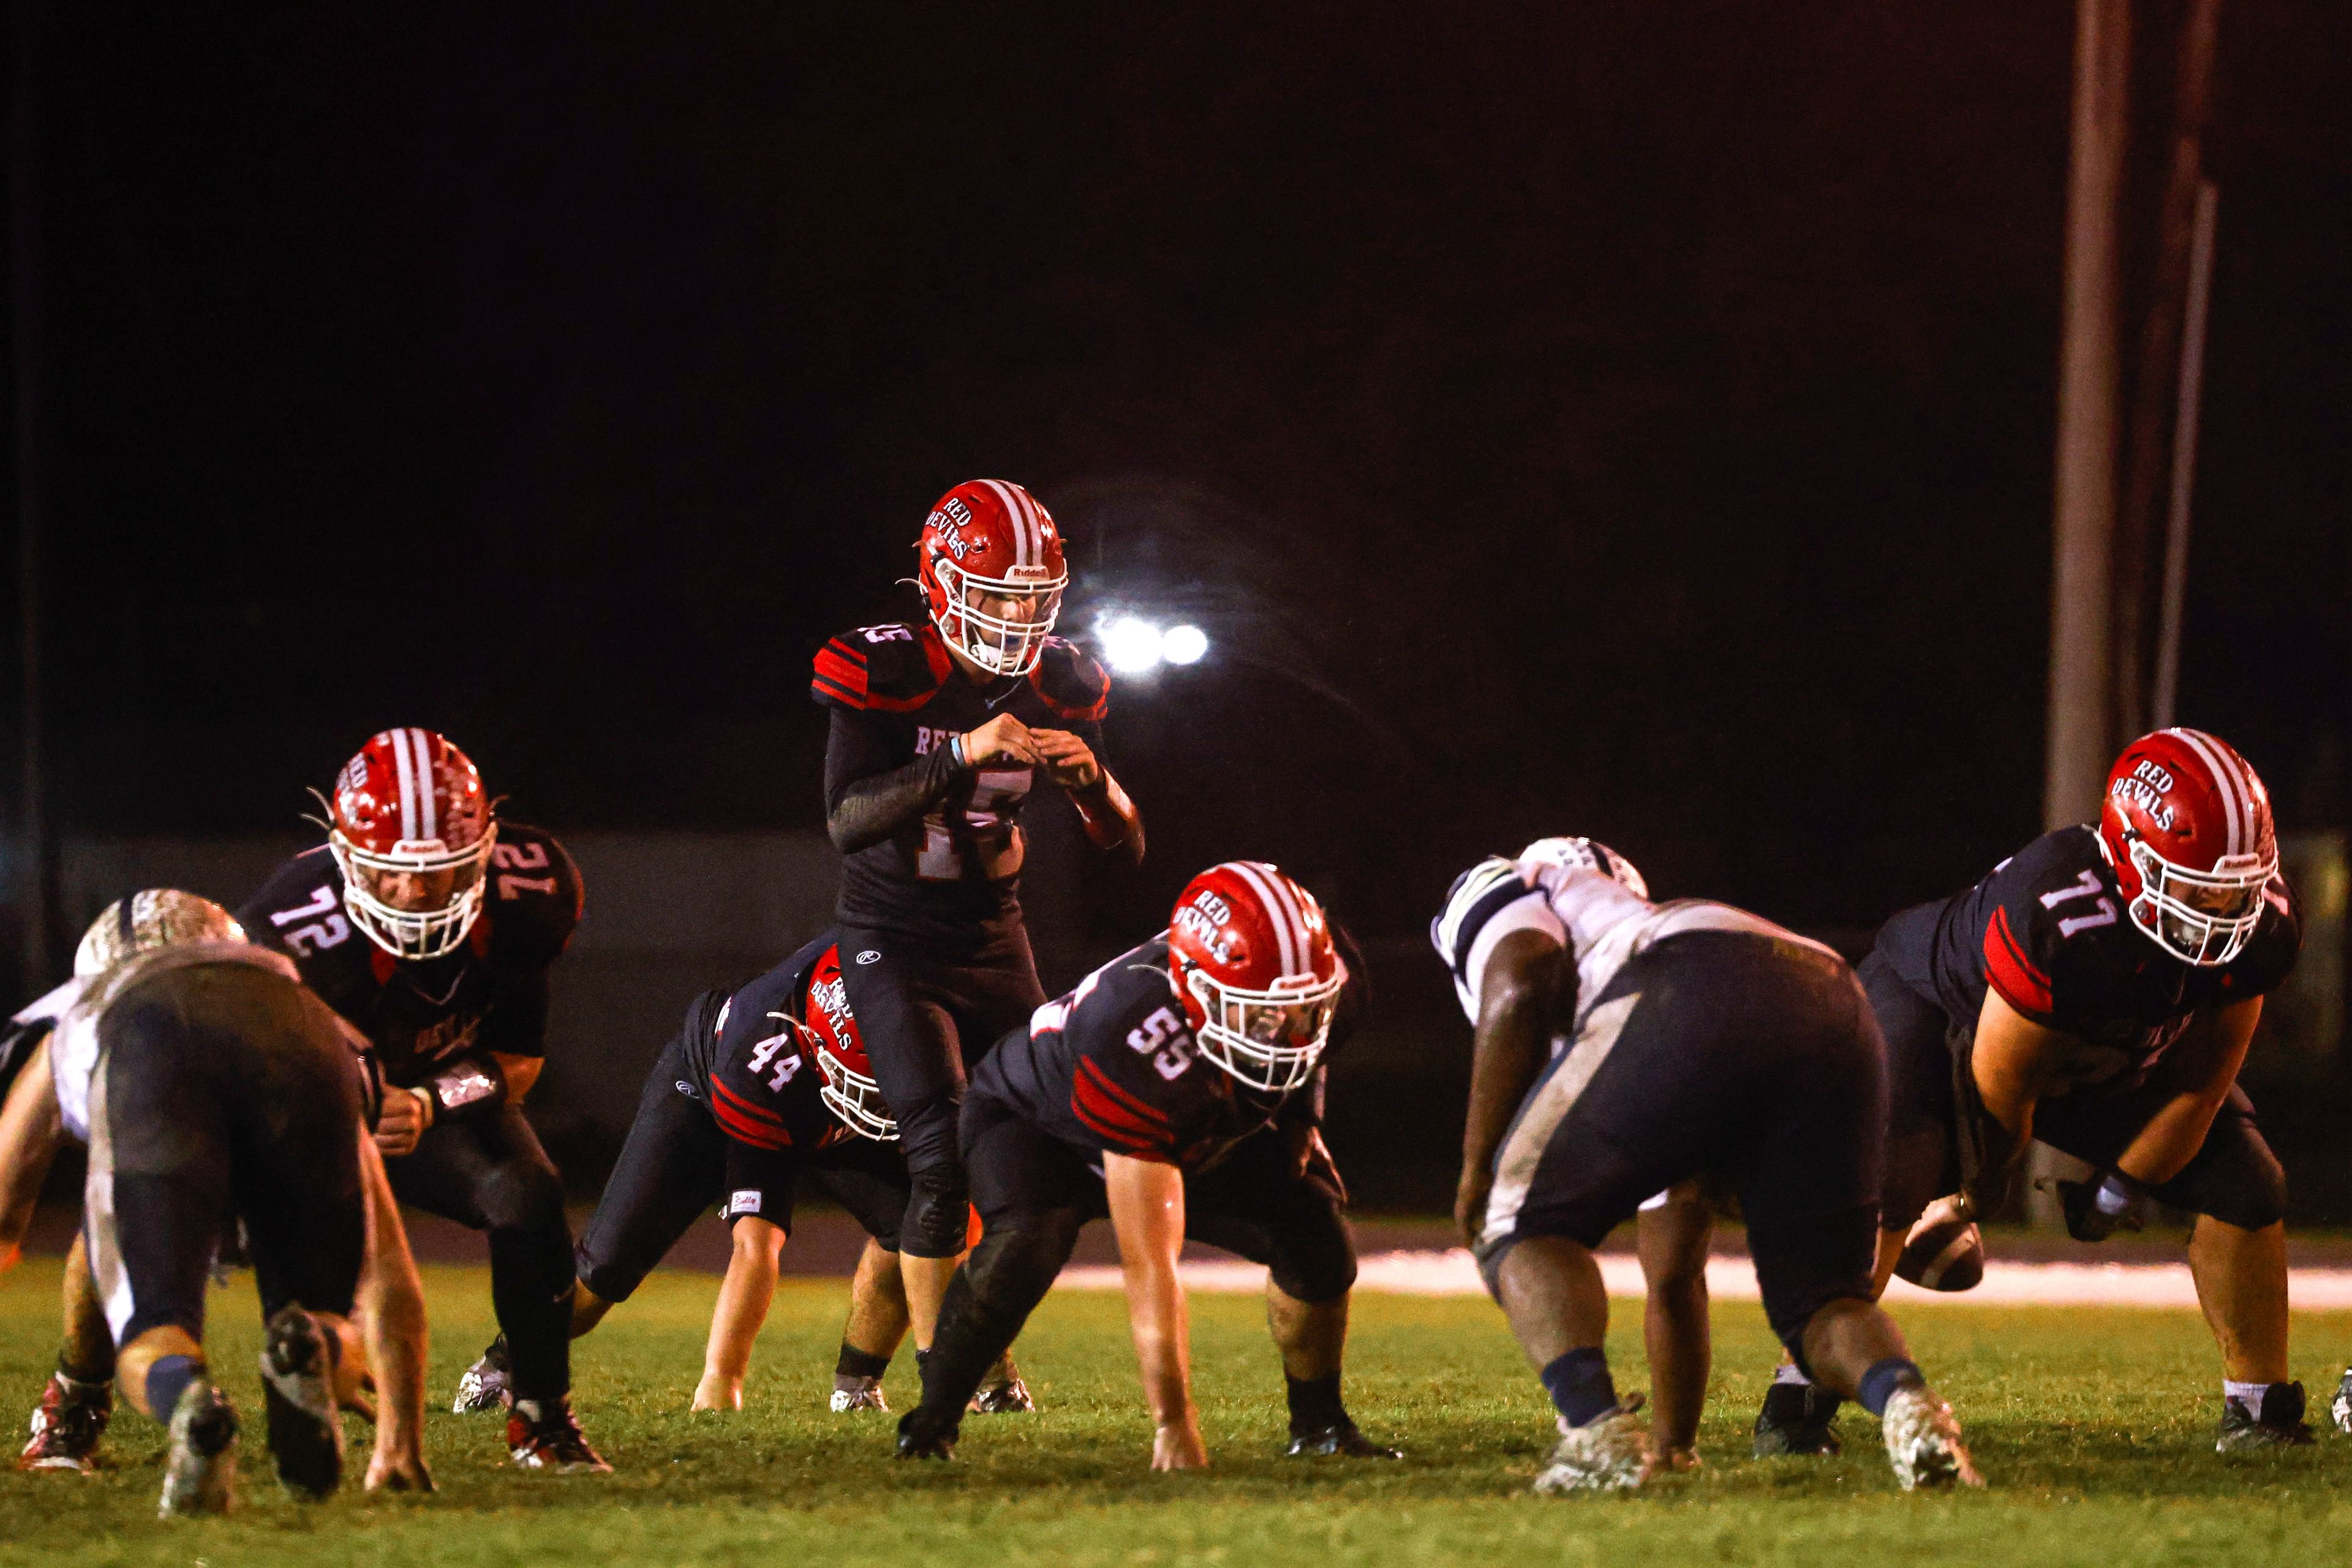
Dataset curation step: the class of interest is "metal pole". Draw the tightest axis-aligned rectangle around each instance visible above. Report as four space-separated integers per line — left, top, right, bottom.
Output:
11 0 56 987
2045 0 2132 834
2152 180 2219 731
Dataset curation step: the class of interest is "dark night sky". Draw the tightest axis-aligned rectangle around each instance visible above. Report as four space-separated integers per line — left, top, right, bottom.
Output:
13 2 2350 943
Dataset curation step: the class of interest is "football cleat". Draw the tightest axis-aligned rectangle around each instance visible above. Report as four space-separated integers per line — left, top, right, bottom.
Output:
2331 1368 2352 1436
1880 1385 1983 1490
968 1355 1036 1414
2217 1381 2315 1451
831 1376 889 1414
507 1398 611 1473
1285 1420 1403 1459
452 1333 513 1413
1752 1381 1844 1457
20 1372 111 1474
258 1306 344 1499
894 1406 959 1460
158 1380 240 1520
1531 1409 1649 1494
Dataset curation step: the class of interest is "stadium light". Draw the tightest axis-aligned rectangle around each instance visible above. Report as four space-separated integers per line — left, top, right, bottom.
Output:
1161 624 1208 665
1100 615 1166 675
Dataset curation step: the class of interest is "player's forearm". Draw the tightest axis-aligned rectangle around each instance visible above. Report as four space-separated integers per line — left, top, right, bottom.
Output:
698 1237 783 1406
823 712 968 853
1635 1194 1712 1453
1460 1006 1546 1182
1071 769 1145 862
356 1139 430 1463
2118 1002 2258 1187
1122 1259 1196 1429
2114 1089 2231 1188
0 1038 62 1264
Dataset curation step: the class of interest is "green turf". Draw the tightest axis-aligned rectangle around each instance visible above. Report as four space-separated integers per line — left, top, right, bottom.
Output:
2 1258 2350 1566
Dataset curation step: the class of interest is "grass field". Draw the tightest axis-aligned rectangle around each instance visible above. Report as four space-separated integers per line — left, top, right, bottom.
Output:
4 1258 2351 1566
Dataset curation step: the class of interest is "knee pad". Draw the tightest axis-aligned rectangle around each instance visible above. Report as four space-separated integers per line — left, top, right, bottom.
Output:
480 1157 568 1237
962 1209 1084 1313
902 1161 974 1260
1266 1200 1358 1305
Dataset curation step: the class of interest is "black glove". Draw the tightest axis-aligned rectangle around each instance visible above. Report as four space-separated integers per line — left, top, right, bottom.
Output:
2058 1170 2149 1243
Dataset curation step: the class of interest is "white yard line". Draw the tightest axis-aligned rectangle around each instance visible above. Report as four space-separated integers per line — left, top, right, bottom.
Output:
1057 1249 2352 1310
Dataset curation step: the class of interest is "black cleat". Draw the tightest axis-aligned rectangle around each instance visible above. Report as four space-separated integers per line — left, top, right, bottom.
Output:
1286 1420 1403 1459
20 1373 111 1474
2217 1381 2315 1451
895 1406 959 1460
1752 1381 1844 1458
258 1306 344 1499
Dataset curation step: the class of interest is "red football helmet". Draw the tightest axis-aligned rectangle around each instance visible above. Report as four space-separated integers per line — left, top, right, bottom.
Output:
2098 728 2278 967
1167 861 1348 1093
804 946 895 1140
319 728 498 960
914 479 1068 677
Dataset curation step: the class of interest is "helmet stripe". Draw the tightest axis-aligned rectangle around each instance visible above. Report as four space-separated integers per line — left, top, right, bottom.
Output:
978 479 1036 569
385 728 420 843
2172 728 2247 858
409 728 439 842
1231 861 1308 978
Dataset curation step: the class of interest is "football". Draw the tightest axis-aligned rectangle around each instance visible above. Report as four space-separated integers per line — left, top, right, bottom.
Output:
1894 1196 1986 1292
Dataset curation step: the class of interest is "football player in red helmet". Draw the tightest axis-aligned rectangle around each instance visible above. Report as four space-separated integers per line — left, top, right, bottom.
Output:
895 862 1398 1468
559 933 920 1414
1750 727 2310 1457
812 480 1145 1406
1 893 432 1509
1434 842 1979 1493
233 730 609 1471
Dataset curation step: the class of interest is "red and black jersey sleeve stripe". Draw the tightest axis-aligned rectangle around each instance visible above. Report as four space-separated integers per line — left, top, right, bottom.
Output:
1983 905 2056 1019
710 1077 795 1152
1071 1057 1175 1161
812 637 871 709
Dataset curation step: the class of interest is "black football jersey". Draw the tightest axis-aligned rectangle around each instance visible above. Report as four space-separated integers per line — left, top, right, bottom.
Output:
686 932 862 1160
973 934 1353 1172
812 622 1109 941
1875 825 2301 1093
236 822 582 1089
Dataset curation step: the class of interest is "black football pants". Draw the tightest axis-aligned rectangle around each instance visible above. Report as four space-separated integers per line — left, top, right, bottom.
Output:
833 925 1046 1258
388 1102 575 1403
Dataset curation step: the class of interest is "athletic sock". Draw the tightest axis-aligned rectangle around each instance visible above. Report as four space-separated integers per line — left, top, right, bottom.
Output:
1285 1373 1348 1434
145 1355 203 1423
1540 1348 1618 1429
1855 1358 1925 1417
2223 1380 2269 1420
837 1344 892 1382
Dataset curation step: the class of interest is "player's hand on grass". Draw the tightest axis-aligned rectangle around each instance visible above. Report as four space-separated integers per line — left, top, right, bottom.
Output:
1643 1444 1700 1480
1028 728 1102 790
1152 1414 1208 1471
365 1446 435 1494
692 1374 745 1411
960 714 1044 769
372 1087 432 1157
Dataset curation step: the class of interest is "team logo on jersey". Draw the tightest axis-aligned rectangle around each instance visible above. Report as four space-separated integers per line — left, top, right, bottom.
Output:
674 1080 700 1099
856 950 881 965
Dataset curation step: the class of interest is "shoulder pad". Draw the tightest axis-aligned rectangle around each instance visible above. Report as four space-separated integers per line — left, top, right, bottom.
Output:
481 825 583 970
1070 1052 1180 1161
1430 858 1540 980
1980 831 2133 1023
812 624 951 712
1027 636 1110 723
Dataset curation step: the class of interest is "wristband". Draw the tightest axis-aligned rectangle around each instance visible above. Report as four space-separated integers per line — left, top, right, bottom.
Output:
2094 1171 2148 1218
423 1056 508 1120
949 733 970 769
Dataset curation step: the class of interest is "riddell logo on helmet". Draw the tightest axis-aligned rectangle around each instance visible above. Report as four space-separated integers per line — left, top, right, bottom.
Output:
2111 774 2177 831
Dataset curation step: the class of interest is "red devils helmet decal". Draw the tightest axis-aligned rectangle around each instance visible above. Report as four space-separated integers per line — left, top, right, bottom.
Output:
914 480 1068 677
2098 728 2278 967
804 945 895 1140
1166 861 1347 1093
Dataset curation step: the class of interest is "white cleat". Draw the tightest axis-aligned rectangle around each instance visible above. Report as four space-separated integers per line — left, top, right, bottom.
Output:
1880 1385 1984 1491
1531 1409 1649 1494
2331 1369 2352 1436
831 1377 889 1413
157 1381 240 1520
